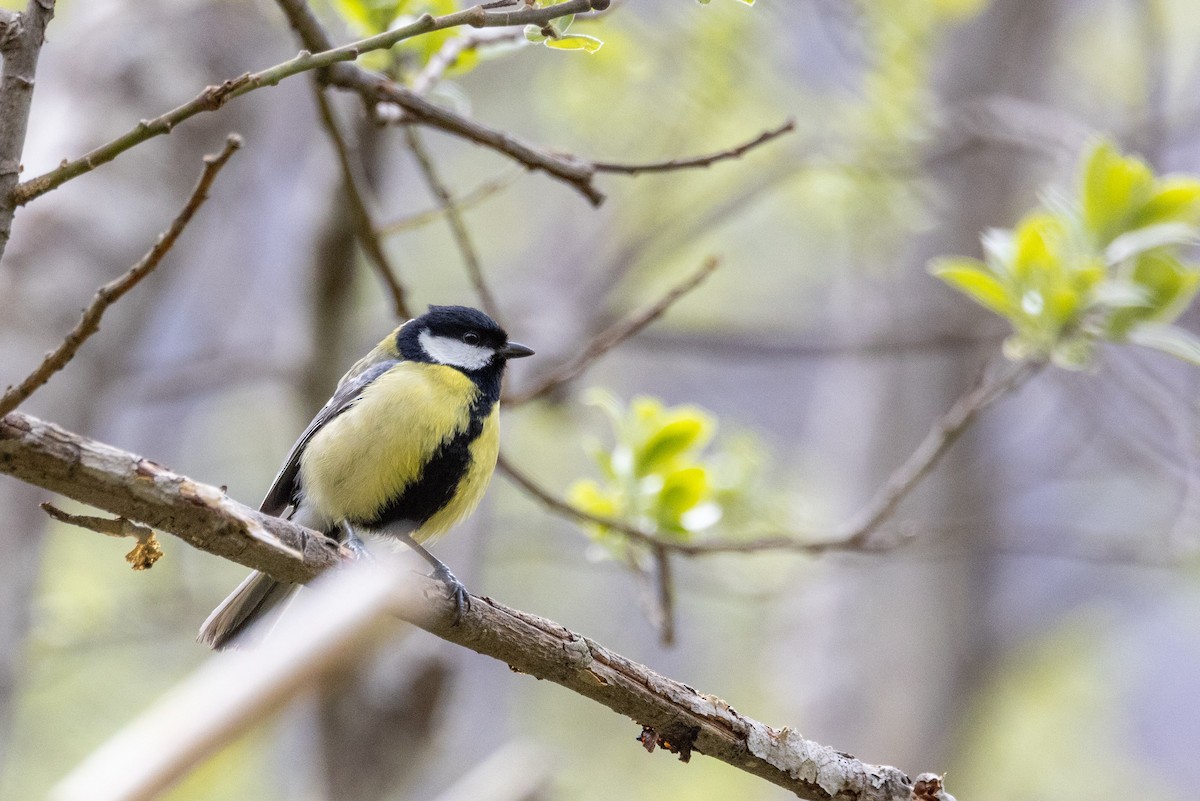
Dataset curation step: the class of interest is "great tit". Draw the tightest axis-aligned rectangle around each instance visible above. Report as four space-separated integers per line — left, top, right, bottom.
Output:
198 305 533 650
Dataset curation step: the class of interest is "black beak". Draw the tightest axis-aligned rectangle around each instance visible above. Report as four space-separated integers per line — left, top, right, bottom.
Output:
500 341 535 359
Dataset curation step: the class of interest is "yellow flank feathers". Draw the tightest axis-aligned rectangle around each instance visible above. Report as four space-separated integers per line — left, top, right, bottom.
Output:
298 361 482 536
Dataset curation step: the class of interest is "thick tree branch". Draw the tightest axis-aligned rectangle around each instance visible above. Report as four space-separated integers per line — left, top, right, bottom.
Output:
0 412 342 584
0 135 242 417
0 410 932 801
0 0 55 258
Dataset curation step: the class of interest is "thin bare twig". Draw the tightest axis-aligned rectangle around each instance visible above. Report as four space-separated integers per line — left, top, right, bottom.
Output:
327 65 604 205
592 119 796 176
376 169 522 235
0 0 56 258
831 356 1040 546
13 0 602 208
652 545 675 646
309 86 411 319
509 255 721 405
41 502 163 570
0 134 243 418
404 127 499 320
501 357 1040 556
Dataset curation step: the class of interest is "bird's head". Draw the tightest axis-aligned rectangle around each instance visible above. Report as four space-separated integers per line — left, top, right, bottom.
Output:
398 305 534 373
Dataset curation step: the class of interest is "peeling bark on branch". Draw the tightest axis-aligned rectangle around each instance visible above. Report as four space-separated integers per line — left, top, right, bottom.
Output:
412 585 914 801
0 0 55 257
0 412 340 584
0 410 931 800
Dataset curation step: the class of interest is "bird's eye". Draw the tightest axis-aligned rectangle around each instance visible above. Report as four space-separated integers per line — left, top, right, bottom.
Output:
463 332 481 346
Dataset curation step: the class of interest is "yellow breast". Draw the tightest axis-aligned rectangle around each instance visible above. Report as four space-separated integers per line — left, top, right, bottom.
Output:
298 361 499 541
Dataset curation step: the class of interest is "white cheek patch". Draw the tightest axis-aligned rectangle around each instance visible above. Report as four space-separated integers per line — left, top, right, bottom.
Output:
419 330 494 370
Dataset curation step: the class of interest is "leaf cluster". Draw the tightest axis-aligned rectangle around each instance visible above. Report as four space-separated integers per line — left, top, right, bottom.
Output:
568 391 732 561
932 139 1200 368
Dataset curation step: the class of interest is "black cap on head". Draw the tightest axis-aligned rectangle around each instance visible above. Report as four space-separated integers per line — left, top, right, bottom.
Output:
396 305 533 367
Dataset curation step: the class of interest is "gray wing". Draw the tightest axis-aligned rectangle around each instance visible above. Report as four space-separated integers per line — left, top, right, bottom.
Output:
259 360 399 516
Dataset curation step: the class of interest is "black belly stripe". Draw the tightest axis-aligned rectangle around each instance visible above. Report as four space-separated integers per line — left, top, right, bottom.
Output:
357 381 498 531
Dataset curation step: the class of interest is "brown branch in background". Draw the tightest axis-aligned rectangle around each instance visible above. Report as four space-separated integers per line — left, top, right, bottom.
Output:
651 545 675 646
830 356 1040 547
310 86 411 319
501 357 1039 556
328 66 605 205
377 169 522 235
0 0 56 259
404 127 499 320
13 0 791 216
41 502 163 570
591 119 797 176
509 255 721 405
13 0 601 209
271 0 603 205
0 134 242 418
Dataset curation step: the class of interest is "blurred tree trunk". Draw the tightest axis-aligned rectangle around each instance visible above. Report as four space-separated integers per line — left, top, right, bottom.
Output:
786 0 1064 768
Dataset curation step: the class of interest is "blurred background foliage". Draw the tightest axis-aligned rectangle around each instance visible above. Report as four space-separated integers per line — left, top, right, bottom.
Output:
3 1 1200 800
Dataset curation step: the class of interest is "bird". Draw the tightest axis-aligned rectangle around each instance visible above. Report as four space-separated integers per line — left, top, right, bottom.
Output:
198 305 534 650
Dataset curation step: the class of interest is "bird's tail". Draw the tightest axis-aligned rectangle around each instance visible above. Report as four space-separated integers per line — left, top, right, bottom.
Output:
197 570 299 650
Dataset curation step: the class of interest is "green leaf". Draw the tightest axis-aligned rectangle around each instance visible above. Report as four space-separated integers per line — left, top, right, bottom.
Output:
930 258 1014 317
1011 212 1066 281
567 480 620 519
1131 178 1200 229
1044 286 1081 327
635 415 713 476
1104 222 1198 265
1106 253 1200 334
1126 322 1200 365
544 34 604 53
1081 140 1155 245
655 467 710 531
524 24 548 43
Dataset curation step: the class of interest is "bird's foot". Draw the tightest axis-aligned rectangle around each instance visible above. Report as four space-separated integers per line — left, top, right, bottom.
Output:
430 562 471 625
341 524 374 562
